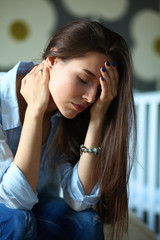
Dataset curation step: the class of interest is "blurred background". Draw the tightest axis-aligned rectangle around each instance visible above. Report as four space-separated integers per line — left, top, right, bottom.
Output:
0 0 160 239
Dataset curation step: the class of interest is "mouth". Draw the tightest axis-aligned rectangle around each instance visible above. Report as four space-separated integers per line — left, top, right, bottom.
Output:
72 103 86 112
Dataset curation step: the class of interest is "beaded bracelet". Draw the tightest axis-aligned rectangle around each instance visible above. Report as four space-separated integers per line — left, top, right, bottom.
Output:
80 144 101 156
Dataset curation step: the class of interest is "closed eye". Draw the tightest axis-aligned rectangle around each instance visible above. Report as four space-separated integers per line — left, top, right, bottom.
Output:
80 78 87 84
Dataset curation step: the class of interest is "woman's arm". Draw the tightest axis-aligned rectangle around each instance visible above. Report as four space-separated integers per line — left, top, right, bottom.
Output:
13 108 44 192
13 62 50 192
77 61 119 194
77 118 104 195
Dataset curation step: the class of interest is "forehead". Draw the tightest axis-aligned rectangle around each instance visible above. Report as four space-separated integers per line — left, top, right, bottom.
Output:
78 52 108 65
79 52 111 77
72 52 111 77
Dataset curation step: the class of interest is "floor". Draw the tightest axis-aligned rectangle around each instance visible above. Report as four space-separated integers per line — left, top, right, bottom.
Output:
103 211 157 240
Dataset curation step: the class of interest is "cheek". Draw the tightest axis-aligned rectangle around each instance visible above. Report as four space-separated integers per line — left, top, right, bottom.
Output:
48 80 54 96
49 75 62 94
65 83 81 99
49 73 80 103
48 80 59 103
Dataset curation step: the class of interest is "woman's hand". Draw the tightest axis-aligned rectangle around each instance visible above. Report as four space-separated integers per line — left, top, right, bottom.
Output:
20 61 50 116
90 61 119 120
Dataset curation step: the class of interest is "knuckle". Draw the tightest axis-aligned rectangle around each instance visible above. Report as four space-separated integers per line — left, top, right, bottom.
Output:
106 80 111 87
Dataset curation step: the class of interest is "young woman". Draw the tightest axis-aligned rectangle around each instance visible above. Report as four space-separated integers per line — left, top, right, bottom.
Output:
0 20 136 240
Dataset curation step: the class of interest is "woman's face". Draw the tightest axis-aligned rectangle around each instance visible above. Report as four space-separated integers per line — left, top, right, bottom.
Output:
47 52 109 119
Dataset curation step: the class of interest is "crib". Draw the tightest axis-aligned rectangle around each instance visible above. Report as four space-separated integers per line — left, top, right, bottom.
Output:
129 91 160 240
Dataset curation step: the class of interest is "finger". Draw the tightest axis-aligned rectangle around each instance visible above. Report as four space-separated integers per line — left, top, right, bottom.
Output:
104 61 117 96
100 66 113 100
99 74 110 101
36 61 44 72
110 61 119 91
28 65 38 75
20 76 26 95
104 61 115 82
104 61 118 97
43 63 50 84
100 69 116 101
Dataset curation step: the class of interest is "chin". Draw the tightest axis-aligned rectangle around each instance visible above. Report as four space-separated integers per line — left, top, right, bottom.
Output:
60 110 79 119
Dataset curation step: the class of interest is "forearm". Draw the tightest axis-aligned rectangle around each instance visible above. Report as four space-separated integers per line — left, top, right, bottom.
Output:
77 117 104 195
13 107 44 192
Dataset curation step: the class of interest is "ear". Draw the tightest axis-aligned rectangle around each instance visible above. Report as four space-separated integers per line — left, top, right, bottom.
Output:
46 57 57 69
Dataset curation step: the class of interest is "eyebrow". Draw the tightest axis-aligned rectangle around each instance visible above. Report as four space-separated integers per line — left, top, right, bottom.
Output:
83 69 96 78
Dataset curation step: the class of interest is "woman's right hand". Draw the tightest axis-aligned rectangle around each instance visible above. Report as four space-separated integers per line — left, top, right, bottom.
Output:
20 61 50 116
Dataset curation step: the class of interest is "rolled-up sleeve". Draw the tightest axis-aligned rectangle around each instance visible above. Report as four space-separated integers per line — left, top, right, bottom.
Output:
60 162 100 211
0 126 38 210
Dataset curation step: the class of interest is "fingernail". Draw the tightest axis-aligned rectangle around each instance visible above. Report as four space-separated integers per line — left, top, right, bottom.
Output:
102 67 105 72
45 58 46 61
106 61 110 66
111 61 115 67
101 76 104 81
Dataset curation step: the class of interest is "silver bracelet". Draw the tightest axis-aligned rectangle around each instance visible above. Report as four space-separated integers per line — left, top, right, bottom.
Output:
80 144 101 156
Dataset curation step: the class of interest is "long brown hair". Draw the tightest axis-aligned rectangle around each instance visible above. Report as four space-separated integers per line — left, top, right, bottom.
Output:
43 20 136 239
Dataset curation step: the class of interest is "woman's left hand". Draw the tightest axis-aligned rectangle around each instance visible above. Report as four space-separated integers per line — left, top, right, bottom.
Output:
90 61 119 120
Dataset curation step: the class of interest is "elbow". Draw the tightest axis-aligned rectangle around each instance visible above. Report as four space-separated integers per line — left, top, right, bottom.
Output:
63 195 89 212
0 198 38 210
71 204 88 212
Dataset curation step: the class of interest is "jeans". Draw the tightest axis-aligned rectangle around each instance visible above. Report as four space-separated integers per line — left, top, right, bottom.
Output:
0 197 104 240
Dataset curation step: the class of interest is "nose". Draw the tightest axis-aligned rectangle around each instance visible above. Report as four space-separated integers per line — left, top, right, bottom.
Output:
82 87 97 104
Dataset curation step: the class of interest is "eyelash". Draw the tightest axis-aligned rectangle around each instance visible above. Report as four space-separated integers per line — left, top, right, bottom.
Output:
80 78 87 84
79 78 101 93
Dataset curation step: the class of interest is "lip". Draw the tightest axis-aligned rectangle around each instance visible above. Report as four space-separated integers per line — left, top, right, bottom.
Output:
72 103 86 112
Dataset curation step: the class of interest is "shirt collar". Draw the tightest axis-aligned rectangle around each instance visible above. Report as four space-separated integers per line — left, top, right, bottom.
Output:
0 61 38 130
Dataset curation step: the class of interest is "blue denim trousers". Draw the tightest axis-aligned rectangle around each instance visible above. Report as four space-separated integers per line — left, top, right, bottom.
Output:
0 197 104 240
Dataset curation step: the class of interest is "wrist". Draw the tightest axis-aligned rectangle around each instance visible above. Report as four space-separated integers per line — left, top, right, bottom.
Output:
90 105 109 122
84 117 104 149
89 116 105 130
80 144 101 156
25 105 45 120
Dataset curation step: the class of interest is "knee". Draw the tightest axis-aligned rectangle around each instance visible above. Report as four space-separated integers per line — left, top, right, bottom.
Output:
14 210 37 239
80 209 104 239
77 208 103 229
66 208 104 239
0 204 37 240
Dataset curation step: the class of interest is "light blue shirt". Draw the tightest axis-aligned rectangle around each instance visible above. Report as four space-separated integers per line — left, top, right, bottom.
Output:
0 61 100 211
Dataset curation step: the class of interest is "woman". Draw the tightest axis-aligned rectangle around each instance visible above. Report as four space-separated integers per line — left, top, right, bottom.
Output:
0 20 136 240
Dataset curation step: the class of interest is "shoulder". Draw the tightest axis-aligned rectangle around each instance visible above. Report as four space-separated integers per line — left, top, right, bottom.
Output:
16 61 39 75
0 72 7 82
0 61 39 78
